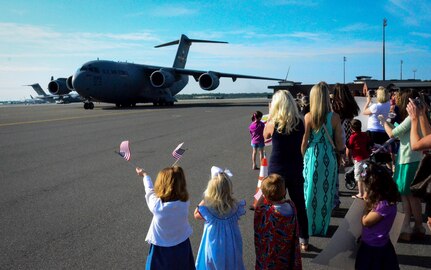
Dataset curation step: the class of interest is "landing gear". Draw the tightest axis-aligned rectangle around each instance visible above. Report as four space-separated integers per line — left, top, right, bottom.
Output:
84 101 94 110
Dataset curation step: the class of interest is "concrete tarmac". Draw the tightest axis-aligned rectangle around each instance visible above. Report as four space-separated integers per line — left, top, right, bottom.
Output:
0 98 430 269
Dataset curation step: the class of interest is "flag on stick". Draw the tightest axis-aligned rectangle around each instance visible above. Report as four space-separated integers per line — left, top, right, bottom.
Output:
115 140 140 169
172 142 186 166
119 141 131 161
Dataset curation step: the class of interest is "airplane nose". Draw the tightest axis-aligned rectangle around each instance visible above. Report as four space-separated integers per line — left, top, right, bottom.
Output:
71 72 90 97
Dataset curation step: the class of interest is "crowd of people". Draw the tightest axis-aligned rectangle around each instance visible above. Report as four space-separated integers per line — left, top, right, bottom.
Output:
133 82 430 270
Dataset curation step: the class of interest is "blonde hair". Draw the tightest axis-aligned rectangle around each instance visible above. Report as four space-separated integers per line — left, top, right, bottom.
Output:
154 166 189 202
376 86 389 103
309 81 331 130
203 172 237 216
269 90 302 134
261 174 286 202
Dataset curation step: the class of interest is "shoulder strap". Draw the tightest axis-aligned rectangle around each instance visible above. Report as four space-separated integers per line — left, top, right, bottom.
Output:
322 123 336 150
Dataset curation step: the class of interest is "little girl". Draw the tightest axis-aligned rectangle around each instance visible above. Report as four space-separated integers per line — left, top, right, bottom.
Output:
136 166 195 270
355 161 400 270
249 111 265 170
194 166 246 270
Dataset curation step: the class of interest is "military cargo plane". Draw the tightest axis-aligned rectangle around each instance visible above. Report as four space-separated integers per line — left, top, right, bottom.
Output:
67 34 282 109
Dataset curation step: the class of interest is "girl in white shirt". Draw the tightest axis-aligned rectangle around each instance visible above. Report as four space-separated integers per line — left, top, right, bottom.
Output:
136 166 195 270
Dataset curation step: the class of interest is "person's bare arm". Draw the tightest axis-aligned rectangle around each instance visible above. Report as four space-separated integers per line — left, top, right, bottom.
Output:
194 200 205 220
301 113 311 156
263 121 274 140
362 95 373 115
406 99 431 150
331 113 344 151
362 210 384 227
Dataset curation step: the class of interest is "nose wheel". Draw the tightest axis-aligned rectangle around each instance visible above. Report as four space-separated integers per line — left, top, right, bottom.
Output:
84 102 94 110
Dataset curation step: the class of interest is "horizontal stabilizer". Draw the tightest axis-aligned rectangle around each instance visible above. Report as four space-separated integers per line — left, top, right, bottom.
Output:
155 34 228 48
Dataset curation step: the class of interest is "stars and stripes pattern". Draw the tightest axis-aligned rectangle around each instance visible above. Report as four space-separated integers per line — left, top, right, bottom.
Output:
119 140 131 161
172 142 185 160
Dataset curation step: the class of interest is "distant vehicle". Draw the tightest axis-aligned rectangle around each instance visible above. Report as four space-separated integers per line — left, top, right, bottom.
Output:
67 34 282 109
26 77 83 104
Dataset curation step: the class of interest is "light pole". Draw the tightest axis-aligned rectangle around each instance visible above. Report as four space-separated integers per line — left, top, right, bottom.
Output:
343 56 346 84
413 69 417 80
383 18 387 81
400 60 403 80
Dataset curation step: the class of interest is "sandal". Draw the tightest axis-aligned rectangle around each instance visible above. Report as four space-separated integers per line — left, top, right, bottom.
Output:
300 243 309 252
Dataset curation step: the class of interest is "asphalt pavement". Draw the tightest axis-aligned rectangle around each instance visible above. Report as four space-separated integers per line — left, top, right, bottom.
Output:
0 98 429 269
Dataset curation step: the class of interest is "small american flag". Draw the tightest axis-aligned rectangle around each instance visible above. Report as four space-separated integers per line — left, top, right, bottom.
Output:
119 141 131 161
172 142 185 160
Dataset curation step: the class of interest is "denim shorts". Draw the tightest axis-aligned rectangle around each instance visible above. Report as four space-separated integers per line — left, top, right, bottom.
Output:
251 142 265 149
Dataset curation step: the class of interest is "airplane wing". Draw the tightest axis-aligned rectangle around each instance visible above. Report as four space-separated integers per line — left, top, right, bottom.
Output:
173 68 282 82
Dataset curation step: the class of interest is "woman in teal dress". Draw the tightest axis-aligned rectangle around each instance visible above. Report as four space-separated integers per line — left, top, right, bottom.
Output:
301 82 344 236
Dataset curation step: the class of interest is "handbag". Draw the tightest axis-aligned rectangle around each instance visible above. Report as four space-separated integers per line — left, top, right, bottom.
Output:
410 154 431 199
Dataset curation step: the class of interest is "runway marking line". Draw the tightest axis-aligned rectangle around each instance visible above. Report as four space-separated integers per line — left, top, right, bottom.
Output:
0 110 147 127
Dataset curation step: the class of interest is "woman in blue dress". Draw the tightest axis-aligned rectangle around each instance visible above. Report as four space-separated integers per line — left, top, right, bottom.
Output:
301 82 344 236
194 166 246 270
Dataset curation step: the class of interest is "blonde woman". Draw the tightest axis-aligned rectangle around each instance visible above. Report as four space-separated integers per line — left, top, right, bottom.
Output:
363 86 392 163
301 82 344 236
264 89 309 251
194 167 246 270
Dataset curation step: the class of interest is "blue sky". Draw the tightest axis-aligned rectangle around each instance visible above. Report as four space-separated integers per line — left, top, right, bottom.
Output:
0 0 430 100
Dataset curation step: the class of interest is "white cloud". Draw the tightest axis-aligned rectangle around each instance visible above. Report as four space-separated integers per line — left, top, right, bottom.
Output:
338 23 375 33
387 0 431 26
150 5 199 17
410 31 431 39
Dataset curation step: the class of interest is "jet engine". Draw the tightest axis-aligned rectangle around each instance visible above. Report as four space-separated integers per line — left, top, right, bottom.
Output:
199 72 220 90
150 69 175 88
48 78 71 95
66 76 74 91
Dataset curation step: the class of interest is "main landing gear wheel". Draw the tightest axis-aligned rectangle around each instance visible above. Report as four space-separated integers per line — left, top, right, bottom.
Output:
84 102 94 110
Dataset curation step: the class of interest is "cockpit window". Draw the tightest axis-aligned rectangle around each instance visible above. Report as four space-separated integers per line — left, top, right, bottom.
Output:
80 66 88 71
88 67 100 73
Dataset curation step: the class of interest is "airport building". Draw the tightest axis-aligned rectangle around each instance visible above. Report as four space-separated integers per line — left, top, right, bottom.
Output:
269 77 431 97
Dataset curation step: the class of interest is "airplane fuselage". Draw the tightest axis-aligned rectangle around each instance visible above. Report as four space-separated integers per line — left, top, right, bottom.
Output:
67 35 282 109
70 60 188 105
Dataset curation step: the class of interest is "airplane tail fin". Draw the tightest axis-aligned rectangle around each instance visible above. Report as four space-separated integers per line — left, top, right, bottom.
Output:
28 83 48 96
155 34 228 69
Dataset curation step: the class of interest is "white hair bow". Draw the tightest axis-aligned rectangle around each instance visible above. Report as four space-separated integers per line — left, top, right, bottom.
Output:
211 166 233 178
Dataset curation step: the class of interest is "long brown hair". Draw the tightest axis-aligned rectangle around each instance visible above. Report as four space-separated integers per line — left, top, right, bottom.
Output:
397 89 419 121
361 161 399 209
154 166 189 202
331 83 359 120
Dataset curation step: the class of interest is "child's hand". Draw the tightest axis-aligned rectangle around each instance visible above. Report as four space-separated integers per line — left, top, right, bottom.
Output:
136 167 147 177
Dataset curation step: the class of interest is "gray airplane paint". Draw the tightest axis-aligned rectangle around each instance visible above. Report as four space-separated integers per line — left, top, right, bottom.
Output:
67 34 282 109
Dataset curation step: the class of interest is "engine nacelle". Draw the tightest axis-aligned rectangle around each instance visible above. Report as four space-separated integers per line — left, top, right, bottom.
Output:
150 69 175 88
199 72 220 90
48 78 71 95
66 76 75 91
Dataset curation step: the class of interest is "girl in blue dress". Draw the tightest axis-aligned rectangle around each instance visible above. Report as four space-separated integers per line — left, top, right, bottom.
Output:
194 166 246 270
